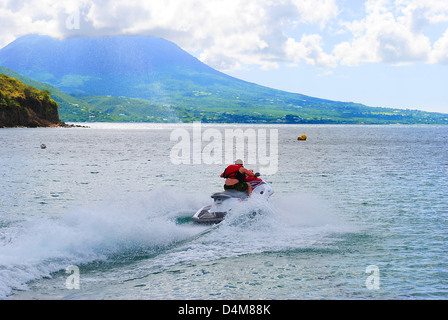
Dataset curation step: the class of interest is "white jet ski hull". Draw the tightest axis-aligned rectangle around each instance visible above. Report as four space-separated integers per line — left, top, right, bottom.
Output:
191 182 273 224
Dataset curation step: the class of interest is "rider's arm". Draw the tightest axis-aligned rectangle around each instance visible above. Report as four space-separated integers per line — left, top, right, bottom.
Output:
240 167 255 177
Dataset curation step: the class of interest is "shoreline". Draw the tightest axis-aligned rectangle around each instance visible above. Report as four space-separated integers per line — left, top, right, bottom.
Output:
0 122 90 129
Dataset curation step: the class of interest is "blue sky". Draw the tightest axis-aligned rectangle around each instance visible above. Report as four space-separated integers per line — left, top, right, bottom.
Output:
0 0 447 113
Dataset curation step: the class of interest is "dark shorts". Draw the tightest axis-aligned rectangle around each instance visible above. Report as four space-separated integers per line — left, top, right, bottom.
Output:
224 182 248 192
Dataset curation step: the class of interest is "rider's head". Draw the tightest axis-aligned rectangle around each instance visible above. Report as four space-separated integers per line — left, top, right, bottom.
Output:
235 159 243 165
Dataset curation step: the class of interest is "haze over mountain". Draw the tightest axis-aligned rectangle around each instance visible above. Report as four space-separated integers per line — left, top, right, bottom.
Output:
0 35 230 99
0 35 363 106
0 35 447 124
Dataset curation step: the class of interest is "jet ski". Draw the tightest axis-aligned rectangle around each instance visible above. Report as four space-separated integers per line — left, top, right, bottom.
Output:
191 173 274 224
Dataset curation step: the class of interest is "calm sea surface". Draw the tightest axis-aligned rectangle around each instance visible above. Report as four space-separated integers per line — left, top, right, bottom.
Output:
0 123 447 300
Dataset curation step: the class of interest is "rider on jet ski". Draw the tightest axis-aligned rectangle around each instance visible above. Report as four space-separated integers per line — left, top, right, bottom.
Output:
220 159 255 196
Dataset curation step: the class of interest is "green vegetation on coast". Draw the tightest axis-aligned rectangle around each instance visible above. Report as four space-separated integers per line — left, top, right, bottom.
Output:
0 73 62 127
2 66 447 125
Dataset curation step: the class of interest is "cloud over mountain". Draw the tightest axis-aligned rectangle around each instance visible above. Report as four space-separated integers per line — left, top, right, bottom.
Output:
1 0 448 71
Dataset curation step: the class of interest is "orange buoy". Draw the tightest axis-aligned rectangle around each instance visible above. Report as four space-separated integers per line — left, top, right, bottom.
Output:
297 134 307 141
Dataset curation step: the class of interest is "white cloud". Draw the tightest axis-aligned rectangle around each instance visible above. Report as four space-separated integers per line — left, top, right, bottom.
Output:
334 0 447 66
0 0 340 71
291 0 339 28
1 0 447 71
285 34 337 68
430 29 448 64
397 0 448 25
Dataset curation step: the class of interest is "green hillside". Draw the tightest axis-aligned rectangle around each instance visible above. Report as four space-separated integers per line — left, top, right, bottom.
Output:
1 67 447 125
1 35 447 124
0 73 62 127
2 65 447 124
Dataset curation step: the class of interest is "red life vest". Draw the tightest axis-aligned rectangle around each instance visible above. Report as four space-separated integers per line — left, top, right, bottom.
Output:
222 164 245 181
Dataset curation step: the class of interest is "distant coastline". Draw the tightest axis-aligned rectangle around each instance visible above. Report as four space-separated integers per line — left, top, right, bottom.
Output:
1 36 447 125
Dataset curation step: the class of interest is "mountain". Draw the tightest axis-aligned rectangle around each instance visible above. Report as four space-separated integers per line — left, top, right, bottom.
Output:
0 35 234 100
0 35 447 124
0 66 188 122
0 73 63 127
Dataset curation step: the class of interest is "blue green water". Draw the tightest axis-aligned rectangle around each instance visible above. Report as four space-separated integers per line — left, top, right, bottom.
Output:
1 123 447 299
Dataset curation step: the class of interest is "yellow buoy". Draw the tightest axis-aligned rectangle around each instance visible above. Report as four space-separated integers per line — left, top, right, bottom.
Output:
297 134 307 141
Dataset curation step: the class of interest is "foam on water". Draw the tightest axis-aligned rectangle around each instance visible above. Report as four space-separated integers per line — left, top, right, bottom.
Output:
0 187 209 299
119 192 355 282
2 124 447 299
1 186 355 299
193 192 356 257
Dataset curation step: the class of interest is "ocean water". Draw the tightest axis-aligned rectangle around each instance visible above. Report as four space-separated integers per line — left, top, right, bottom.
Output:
0 123 447 300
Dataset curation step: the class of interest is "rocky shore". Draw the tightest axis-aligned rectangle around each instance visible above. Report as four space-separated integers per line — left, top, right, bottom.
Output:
0 74 66 128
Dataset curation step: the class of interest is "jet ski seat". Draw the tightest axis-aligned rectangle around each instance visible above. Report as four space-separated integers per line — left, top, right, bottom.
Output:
211 190 248 199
